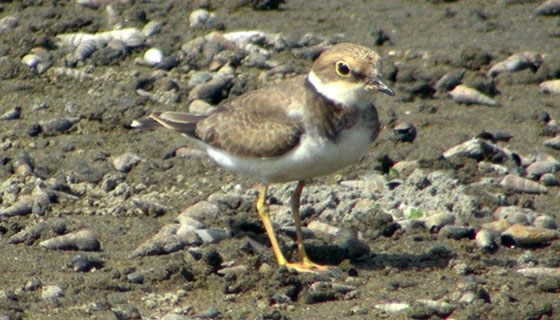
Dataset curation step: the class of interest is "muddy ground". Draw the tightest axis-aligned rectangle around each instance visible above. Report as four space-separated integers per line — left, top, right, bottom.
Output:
1 0 560 319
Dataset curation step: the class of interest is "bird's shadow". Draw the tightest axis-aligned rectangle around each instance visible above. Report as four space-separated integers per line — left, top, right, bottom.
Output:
229 218 454 273
305 243 455 272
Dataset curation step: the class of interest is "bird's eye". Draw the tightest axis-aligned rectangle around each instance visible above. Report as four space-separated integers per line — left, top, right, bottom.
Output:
335 61 351 77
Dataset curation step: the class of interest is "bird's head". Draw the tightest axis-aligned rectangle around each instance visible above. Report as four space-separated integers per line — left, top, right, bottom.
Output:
308 43 394 108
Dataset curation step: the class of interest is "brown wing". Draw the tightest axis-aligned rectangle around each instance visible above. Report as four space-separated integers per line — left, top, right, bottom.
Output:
195 77 308 158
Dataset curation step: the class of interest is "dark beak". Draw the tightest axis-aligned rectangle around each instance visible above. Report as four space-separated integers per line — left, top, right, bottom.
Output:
370 77 395 96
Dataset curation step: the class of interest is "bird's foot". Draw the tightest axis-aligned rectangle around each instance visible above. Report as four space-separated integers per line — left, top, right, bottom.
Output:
283 258 329 273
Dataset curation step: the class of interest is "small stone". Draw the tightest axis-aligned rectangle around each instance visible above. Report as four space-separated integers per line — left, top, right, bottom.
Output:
423 212 455 233
0 106 21 120
41 285 63 300
517 267 560 278
501 224 559 247
494 206 532 225
40 229 101 251
193 229 230 244
533 215 558 230
144 48 163 66
526 160 560 179
178 201 220 220
443 138 505 161
475 229 496 251
111 152 141 173
539 173 560 186
374 303 410 314
69 255 104 272
188 99 215 115
307 220 340 236
393 122 416 142
24 278 42 292
438 225 475 240
39 117 80 136
543 136 560 150
500 175 547 194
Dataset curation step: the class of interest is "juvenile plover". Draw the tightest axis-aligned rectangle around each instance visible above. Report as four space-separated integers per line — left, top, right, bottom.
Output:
132 43 394 272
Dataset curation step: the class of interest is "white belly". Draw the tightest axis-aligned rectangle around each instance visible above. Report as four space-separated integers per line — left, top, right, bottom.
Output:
204 125 373 184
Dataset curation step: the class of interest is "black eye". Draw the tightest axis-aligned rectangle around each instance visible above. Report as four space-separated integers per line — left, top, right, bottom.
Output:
336 61 351 77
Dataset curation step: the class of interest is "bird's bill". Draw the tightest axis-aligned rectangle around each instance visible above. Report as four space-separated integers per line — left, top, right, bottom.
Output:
367 77 395 96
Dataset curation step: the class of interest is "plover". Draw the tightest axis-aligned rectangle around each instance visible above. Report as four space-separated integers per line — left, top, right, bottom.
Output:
132 43 394 272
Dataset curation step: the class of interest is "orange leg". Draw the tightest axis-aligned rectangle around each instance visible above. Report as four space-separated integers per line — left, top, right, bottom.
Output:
256 184 288 266
256 182 328 273
285 181 328 272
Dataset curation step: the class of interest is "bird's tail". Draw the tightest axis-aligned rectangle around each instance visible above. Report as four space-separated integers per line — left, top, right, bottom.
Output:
131 111 207 137
130 117 164 130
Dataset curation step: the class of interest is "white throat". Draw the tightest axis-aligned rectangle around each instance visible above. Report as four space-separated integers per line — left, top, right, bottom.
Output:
307 71 371 109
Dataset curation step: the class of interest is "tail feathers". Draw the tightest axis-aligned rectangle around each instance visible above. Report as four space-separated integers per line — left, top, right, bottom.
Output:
131 111 208 136
130 117 164 130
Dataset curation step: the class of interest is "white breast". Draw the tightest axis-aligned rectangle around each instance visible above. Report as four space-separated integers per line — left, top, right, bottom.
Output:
204 125 373 184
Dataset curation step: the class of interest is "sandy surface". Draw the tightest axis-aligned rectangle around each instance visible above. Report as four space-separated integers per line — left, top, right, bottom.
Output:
1 0 560 319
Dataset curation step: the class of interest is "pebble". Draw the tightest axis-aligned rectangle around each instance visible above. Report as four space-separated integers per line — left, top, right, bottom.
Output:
435 69 465 92
540 173 560 186
422 212 455 233
517 267 560 278
0 187 50 218
41 285 63 300
0 106 21 120
140 48 164 66
494 206 534 225
487 52 543 78
40 229 101 251
24 278 42 292
307 220 340 236
188 71 213 88
10 221 47 245
142 20 163 38
501 224 559 247
499 174 547 194
478 161 508 175
533 215 558 230
526 159 560 179
0 16 18 33
69 254 104 272
189 9 219 29
442 138 505 160
56 27 146 63
193 229 230 244
188 75 234 104
131 197 166 216
178 201 220 220
21 47 54 73
111 152 141 173
543 135 560 149
393 122 417 142
392 160 417 178
374 303 410 314
39 117 80 136
188 99 215 115
539 79 560 94
475 229 496 251
438 225 475 240
448 85 499 106
130 225 185 258
532 0 560 16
